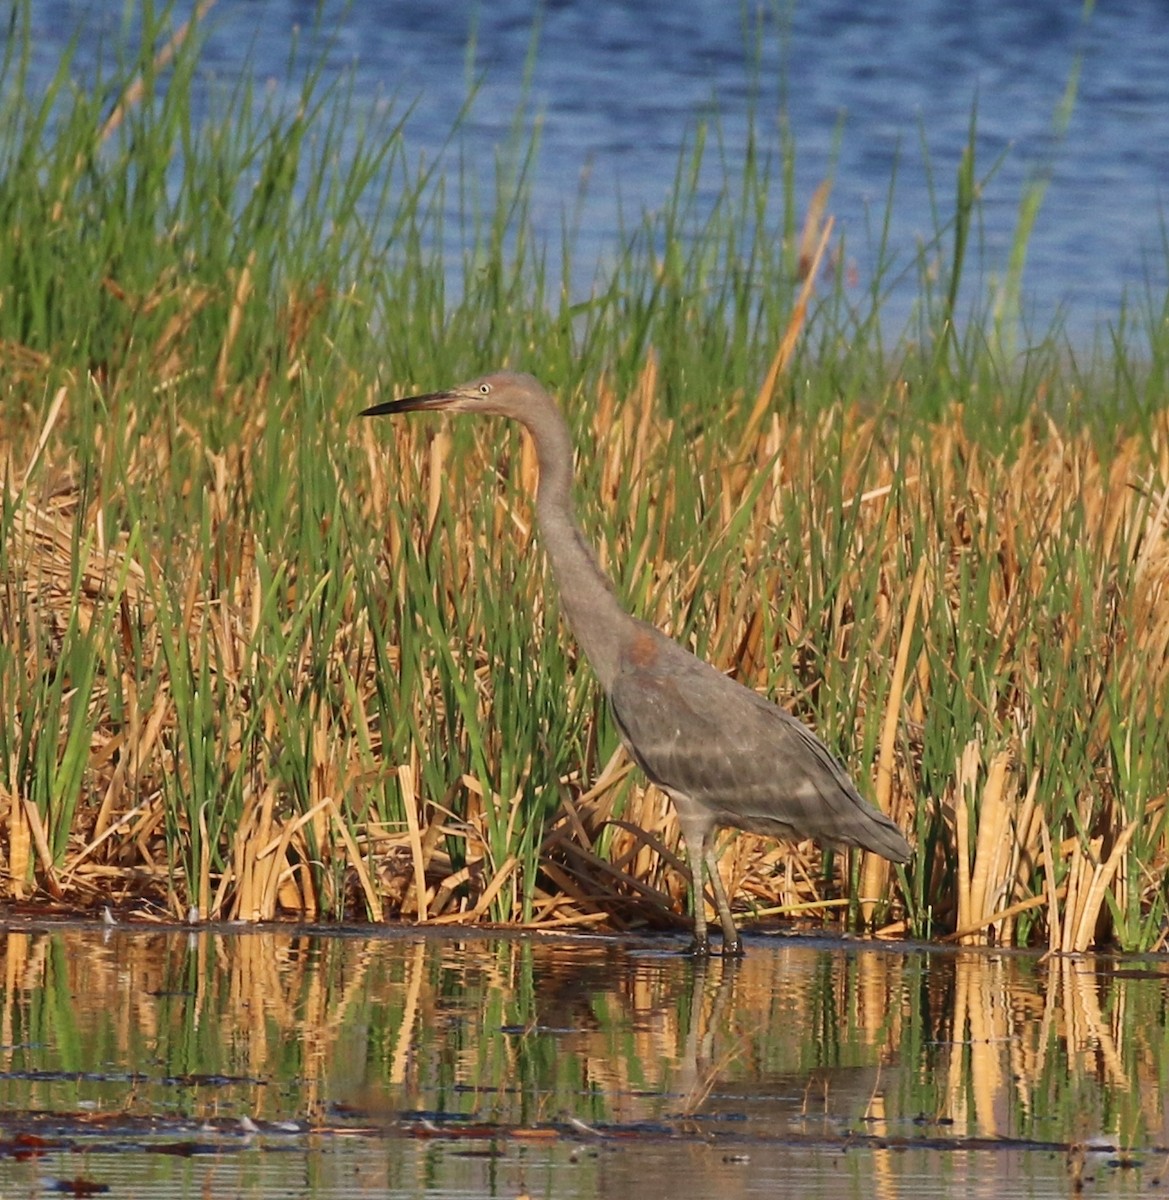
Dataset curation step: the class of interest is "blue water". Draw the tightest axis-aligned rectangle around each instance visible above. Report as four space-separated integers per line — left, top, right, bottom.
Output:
21 0 1169 342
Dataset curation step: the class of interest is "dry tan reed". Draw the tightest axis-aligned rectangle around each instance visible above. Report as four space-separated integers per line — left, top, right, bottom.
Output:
2 352 1168 946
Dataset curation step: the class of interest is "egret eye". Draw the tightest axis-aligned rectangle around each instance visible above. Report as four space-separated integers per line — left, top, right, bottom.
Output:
479 383 491 395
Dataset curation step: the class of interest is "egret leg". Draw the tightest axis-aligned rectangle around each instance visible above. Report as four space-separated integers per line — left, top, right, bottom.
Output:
704 845 743 956
675 816 712 956
686 853 712 956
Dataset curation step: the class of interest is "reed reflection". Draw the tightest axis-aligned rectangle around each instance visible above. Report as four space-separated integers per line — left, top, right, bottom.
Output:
0 925 1166 1151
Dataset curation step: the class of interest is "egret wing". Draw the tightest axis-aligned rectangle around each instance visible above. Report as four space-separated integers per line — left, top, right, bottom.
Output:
609 640 910 861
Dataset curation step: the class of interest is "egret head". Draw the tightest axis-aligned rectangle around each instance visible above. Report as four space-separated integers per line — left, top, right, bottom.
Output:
360 371 547 422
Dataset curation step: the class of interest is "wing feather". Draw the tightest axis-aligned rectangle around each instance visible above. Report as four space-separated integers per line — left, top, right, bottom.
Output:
609 635 910 862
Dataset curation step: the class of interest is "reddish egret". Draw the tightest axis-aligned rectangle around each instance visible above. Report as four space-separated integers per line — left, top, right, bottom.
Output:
363 371 911 954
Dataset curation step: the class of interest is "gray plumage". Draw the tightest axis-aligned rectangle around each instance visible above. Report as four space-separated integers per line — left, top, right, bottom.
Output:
362 370 912 955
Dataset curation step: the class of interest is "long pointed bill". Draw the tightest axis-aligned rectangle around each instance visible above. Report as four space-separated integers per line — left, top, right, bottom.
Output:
360 390 457 418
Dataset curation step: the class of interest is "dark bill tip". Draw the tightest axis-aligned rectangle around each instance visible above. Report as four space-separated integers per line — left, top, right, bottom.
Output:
359 391 454 418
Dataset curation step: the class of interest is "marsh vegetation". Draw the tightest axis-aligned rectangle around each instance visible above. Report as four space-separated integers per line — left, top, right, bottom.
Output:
2 5 1167 950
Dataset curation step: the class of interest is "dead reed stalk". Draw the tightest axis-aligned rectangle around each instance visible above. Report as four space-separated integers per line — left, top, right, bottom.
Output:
2 363 1167 948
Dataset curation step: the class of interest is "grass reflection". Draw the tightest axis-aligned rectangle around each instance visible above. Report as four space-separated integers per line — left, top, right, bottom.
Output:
1 926 1167 1151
